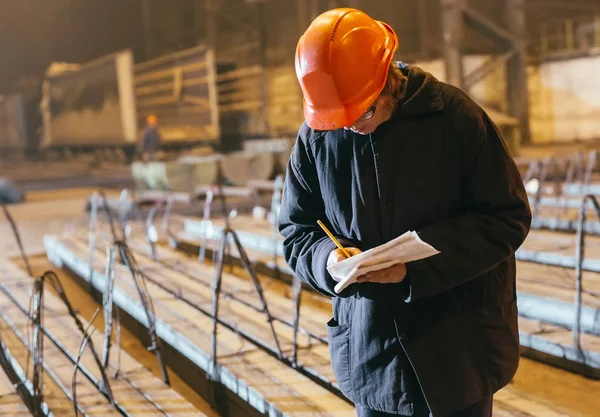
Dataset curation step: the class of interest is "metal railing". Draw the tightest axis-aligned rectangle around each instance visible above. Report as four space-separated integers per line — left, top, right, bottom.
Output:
526 150 597 229
523 155 600 351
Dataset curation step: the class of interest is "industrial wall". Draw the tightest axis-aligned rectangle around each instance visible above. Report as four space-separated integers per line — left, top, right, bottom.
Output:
0 94 28 153
529 54 600 144
410 54 600 145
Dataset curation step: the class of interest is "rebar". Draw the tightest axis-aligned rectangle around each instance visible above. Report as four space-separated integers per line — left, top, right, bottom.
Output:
199 188 215 262
291 275 302 366
72 308 102 416
116 242 170 385
584 150 598 187
271 176 284 280
34 271 115 402
30 278 45 413
1 203 33 277
145 203 160 260
93 228 328 345
0 334 42 416
574 194 600 350
0 278 131 416
229 230 282 358
101 245 117 389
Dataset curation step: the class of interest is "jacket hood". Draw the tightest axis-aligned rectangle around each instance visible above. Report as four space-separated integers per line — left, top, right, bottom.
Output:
394 61 444 116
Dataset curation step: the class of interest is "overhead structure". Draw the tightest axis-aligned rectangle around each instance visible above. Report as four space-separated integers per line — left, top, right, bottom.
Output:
440 0 531 149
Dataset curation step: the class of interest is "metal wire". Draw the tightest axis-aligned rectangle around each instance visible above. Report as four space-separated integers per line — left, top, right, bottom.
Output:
116 242 170 385
574 194 600 350
34 271 115 402
101 245 116 386
0 278 126 416
72 308 102 416
30 278 45 413
0 334 41 416
1 203 33 277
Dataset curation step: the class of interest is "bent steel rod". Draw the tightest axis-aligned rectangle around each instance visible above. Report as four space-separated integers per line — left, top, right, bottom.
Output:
136 179 322 346
117 243 170 386
1 203 33 277
35 272 115 402
0 334 41 416
0 277 172 417
574 194 600 351
90 192 170 385
116 235 343 397
97 230 328 346
0 281 129 416
0 321 92 417
87 184 342 397
229 229 282 358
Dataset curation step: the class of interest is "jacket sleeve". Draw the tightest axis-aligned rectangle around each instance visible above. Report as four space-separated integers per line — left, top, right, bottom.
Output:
278 131 355 298
404 110 531 302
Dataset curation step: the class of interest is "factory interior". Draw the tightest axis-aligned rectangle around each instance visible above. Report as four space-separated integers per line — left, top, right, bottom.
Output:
0 0 600 416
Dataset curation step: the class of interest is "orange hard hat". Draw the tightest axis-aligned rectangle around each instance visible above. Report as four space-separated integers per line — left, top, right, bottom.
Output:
295 8 399 131
146 114 157 124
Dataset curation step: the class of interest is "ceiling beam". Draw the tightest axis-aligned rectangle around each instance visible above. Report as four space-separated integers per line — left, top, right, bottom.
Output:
462 6 518 47
463 49 517 89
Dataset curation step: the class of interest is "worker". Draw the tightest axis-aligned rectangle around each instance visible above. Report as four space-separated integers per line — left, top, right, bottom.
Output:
278 8 531 417
141 114 161 161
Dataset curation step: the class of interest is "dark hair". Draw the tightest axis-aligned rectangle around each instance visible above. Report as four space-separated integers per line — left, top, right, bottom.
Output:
379 64 406 112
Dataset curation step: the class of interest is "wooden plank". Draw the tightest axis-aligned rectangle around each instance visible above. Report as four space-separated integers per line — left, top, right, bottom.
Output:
518 229 600 271
0 302 121 416
134 45 208 73
135 62 208 86
216 66 262 83
518 316 600 379
136 95 179 108
181 95 210 107
0 350 34 416
219 101 263 113
205 49 220 141
517 262 600 309
135 76 209 96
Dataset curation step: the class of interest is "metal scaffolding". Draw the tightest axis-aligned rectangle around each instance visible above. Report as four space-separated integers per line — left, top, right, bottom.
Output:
440 0 531 148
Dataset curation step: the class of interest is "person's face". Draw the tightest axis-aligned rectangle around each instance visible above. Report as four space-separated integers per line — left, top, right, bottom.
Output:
343 97 387 135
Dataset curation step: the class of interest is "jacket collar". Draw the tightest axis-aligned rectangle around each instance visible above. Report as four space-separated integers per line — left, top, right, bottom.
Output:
394 61 444 116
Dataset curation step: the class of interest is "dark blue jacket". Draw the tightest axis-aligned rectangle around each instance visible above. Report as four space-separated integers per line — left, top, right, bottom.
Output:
278 64 531 416
142 126 161 153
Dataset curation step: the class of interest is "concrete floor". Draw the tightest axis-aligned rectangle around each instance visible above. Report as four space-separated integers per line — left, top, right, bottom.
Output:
1 188 599 416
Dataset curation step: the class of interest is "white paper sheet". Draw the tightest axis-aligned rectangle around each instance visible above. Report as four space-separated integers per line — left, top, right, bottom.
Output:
327 231 440 294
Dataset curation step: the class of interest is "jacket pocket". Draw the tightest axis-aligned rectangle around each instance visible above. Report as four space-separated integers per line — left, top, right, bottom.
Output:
466 300 520 393
326 318 354 400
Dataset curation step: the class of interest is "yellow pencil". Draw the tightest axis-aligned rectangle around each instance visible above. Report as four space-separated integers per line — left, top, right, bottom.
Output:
317 220 352 258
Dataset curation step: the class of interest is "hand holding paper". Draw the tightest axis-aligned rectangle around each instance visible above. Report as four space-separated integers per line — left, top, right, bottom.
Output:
356 262 407 284
326 231 440 294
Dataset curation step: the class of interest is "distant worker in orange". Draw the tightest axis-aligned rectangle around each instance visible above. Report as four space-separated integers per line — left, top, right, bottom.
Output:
278 8 531 417
141 114 161 161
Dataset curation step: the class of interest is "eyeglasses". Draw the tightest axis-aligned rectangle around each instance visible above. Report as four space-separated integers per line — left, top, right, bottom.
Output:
355 101 377 123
